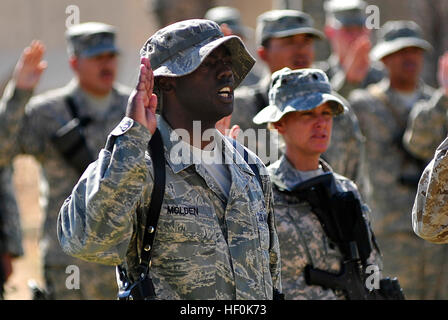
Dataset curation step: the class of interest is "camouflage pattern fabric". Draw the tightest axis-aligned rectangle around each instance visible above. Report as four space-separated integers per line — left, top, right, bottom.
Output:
348 78 448 299
0 79 130 299
0 165 23 257
413 135 448 244
58 115 282 300
139 19 255 89
268 156 382 299
349 78 434 235
403 89 448 162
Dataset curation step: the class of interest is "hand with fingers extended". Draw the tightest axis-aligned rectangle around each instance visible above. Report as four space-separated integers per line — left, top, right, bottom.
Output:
126 57 158 135
437 52 448 96
343 35 371 84
13 40 47 90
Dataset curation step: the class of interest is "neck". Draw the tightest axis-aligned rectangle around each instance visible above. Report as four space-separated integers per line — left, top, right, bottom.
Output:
285 147 320 171
78 82 111 98
163 109 216 150
389 76 418 93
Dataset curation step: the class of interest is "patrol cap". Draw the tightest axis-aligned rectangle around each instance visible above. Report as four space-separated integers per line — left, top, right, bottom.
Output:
140 19 255 88
255 10 325 47
253 68 347 125
370 20 432 61
324 0 367 27
65 22 119 58
204 6 252 38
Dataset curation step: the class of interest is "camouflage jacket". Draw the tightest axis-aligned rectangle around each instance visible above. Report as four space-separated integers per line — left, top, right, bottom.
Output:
231 73 368 196
268 156 382 299
412 135 448 243
0 165 23 257
349 78 435 235
0 79 130 266
58 116 282 300
404 88 448 161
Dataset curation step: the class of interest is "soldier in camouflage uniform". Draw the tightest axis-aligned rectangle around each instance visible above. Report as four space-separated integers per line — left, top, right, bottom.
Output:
253 67 383 299
0 166 23 295
0 23 131 299
57 19 282 300
403 52 448 162
349 21 448 299
230 9 368 198
318 0 385 99
412 135 448 244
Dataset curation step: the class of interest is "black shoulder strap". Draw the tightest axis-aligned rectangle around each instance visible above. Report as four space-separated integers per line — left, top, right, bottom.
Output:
65 95 79 119
65 95 92 126
138 129 166 274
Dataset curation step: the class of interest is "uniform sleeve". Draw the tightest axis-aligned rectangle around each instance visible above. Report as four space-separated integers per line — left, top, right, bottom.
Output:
0 165 23 257
403 89 448 162
0 81 33 165
257 157 282 293
57 117 153 265
412 136 448 243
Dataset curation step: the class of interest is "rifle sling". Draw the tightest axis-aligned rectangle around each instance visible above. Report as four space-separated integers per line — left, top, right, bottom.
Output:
138 128 166 273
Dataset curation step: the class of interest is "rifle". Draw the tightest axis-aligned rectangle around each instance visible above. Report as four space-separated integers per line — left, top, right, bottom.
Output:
283 173 405 300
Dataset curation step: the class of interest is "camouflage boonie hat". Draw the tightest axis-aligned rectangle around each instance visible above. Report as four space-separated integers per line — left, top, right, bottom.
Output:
66 22 119 58
204 6 252 38
256 10 325 46
140 19 255 88
253 68 347 124
324 0 367 27
370 20 432 61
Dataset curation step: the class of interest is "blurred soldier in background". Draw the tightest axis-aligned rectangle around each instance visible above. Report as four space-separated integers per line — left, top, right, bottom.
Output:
0 166 23 299
147 0 214 28
230 9 368 198
403 52 448 163
410 0 448 88
349 21 448 299
0 22 131 299
319 0 385 99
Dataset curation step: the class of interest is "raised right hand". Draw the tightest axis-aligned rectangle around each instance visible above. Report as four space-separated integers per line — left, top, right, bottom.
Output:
343 35 371 84
125 57 158 134
13 40 47 90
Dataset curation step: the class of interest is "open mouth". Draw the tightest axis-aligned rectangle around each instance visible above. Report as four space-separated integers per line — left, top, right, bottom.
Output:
217 86 234 101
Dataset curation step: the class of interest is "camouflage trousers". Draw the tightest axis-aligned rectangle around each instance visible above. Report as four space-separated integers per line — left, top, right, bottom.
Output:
376 232 448 300
43 262 117 300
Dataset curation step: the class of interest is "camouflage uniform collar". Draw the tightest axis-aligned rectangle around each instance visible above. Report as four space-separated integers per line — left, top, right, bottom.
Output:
157 116 255 177
269 154 332 191
376 77 432 99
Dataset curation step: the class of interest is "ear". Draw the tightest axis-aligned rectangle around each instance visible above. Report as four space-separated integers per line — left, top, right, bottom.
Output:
272 118 287 135
324 25 336 40
257 46 269 63
69 56 78 72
